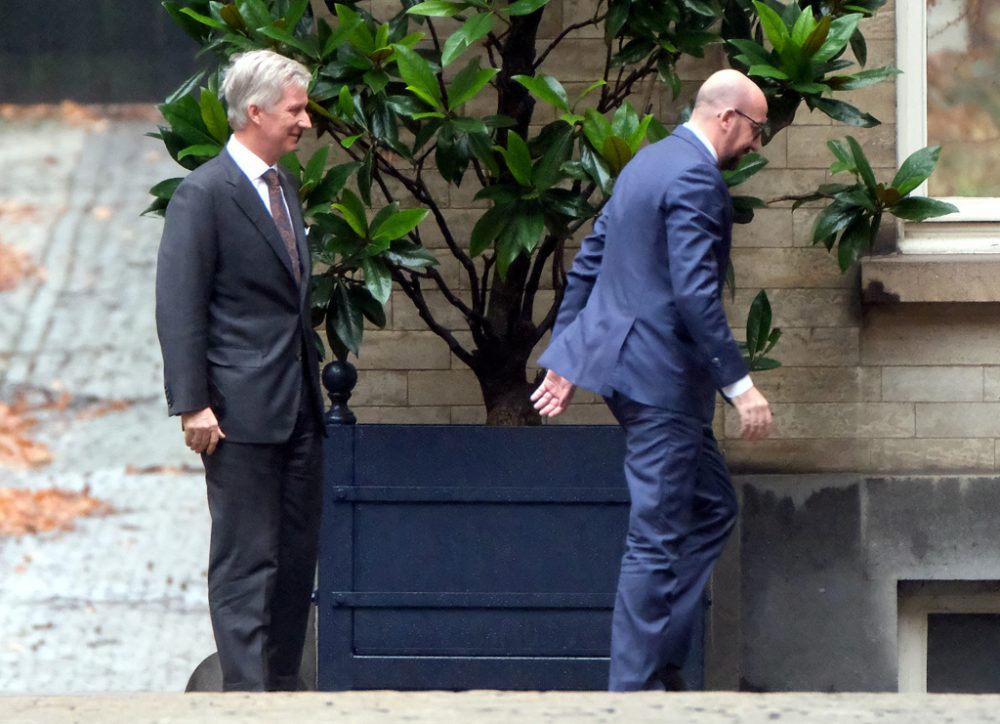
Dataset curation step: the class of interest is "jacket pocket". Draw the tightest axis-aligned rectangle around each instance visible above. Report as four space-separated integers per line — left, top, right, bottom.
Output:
206 346 265 368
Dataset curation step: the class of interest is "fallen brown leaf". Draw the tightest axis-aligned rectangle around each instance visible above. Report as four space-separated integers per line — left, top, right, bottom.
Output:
0 485 114 537
0 241 44 292
0 403 52 469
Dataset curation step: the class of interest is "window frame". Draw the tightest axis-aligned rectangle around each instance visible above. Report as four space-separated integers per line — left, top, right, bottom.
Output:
896 2 1000 253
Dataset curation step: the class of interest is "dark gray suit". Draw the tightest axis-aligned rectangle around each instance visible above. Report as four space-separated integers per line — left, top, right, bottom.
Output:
156 149 324 690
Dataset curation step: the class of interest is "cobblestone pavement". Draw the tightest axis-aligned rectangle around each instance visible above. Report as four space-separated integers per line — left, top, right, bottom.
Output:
5 691 1000 723
0 112 215 694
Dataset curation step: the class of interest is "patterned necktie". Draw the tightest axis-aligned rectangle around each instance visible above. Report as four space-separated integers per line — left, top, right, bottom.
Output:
261 168 301 285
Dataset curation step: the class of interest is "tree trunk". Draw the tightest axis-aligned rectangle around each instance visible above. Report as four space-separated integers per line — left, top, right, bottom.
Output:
478 365 541 426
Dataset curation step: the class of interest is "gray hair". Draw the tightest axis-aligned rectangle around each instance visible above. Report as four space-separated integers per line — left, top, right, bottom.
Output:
222 50 311 130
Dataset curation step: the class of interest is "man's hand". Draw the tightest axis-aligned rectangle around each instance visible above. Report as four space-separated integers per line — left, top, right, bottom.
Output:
731 385 772 441
531 370 576 418
181 407 225 455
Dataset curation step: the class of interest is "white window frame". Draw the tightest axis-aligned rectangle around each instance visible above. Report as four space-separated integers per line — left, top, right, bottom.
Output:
896 3 1000 253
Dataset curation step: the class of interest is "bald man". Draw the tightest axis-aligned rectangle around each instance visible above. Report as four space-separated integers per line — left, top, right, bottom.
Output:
531 70 773 691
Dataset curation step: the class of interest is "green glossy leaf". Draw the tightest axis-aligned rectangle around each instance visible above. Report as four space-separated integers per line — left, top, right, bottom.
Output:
447 58 499 110
601 136 632 175
830 66 900 91
392 44 443 110
178 6 228 30
814 13 862 63
257 25 320 59
891 145 941 197
745 289 773 358
723 153 768 188
846 136 878 194
753 1 789 54
810 97 879 127
497 131 533 187
470 203 513 257
889 196 959 223
836 214 872 271
332 188 369 236
747 64 791 81
361 257 392 304
329 281 363 357
813 203 861 244
372 208 429 243
406 0 467 16
532 123 574 191
199 89 229 144
385 241 439 269
441 12 495 67
503 0 549 16
790 5 817 48
512 74 569 112
177 143 223 160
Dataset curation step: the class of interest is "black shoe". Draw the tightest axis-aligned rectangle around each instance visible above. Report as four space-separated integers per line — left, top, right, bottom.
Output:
656 665 689 692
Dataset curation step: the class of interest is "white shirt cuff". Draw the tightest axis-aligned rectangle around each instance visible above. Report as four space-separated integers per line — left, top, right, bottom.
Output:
722 375 753 399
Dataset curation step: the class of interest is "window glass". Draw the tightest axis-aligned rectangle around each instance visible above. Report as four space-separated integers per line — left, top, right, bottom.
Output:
926 0 1000 197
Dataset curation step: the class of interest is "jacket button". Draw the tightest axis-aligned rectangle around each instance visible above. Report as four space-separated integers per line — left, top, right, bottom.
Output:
711 357 721 366
296 351 303 361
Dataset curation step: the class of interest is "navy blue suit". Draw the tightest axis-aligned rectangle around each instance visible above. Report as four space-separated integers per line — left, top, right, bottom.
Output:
538 126 747 690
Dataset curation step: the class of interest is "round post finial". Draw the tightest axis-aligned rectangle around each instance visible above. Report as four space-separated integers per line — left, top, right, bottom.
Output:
322 360 358 426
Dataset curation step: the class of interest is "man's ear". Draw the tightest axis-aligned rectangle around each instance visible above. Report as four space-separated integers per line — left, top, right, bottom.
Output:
246 104 262 126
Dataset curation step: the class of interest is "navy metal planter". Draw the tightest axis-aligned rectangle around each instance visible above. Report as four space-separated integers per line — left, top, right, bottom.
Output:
316 365 705 690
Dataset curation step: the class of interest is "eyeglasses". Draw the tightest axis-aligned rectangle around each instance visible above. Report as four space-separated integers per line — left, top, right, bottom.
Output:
733 108 766 140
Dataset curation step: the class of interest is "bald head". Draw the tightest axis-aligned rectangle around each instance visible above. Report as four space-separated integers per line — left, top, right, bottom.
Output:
693 69 766 119
688 69 768 169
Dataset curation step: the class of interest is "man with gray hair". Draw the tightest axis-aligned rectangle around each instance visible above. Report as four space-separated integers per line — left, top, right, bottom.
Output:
155 49 323 691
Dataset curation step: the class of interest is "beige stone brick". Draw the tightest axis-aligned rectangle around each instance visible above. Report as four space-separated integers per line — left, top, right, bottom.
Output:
870 439 994 473
537 39 608 82
984 368 1000 401
537 1 564 40
354 330 451 369
675 46 727 82
741 168 832 207
792 207 823 246
724 402 913 439
916 403 1000 438
450 405 487 424
752 366 881 403
731 208 794 248
862 39 894 68
420 208 484 250
725 288 858 328
351 370 408 406
861 304 1000 366
724 439 870 474
862 5 895 40
391 289 469 331
562 0 604 39
845 83 896 126
882 367 984 403
729 247 854 289
353 406 451 424
787 124 895 170
549 402 617 425
757 133 788 170
753 327 860 367
408 369 483 405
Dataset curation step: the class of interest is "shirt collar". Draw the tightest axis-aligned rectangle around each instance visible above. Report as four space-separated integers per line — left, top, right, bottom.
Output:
682 122 718 163
226 135 274 182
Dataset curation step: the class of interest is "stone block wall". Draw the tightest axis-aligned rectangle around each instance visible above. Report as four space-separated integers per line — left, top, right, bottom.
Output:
328 1 1000 475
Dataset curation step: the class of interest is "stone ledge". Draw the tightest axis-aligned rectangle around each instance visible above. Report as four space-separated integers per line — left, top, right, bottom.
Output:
861 254 1000 303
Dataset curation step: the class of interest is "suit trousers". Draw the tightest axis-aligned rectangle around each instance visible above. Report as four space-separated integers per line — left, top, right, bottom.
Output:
202 393 322 692
605 392 738 691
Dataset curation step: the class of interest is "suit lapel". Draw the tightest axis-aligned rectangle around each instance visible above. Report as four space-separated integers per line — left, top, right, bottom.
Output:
220 151 300 285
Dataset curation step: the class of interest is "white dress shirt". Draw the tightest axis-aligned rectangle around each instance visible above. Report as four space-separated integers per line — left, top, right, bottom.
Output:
225 135 292 221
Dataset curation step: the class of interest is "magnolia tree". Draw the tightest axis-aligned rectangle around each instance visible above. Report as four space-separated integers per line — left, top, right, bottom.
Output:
148 0 955 425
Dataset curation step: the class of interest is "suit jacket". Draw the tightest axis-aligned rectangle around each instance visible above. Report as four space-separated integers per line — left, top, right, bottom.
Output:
155 149 324 443
538 126 748 423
